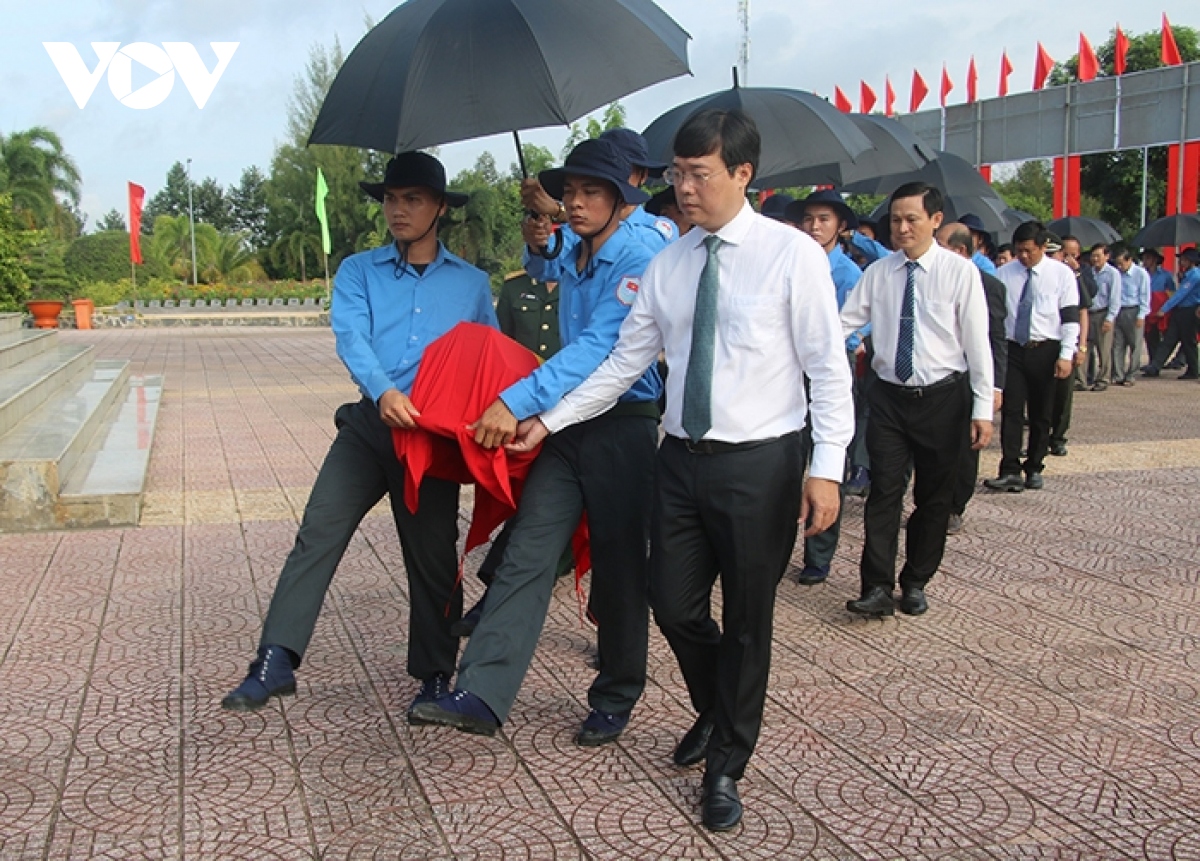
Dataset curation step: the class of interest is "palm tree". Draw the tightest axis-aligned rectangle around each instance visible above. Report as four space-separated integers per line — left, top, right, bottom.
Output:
206 232 263 283
0 127 82 236
270 229 320 282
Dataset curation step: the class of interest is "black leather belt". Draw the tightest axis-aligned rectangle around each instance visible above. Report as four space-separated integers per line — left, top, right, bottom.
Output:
881 371 965 399
668 432 797 455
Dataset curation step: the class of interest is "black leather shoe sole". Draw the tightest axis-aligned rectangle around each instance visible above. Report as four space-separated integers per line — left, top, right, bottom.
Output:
983 475 1024 493
673 717 714 767
220 681 296 712
575 726 624 747
899 591 928 616
702 777 743 831
408 702 498 736
846 598 894 617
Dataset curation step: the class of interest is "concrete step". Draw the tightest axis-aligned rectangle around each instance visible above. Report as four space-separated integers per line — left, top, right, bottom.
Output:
0 343 94 438
58 374 163 529
0 312 24 336
0 329 57 371
0 360 131 531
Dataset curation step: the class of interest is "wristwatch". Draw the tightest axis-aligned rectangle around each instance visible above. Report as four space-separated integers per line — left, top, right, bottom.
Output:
1078 345 1088 353
554 200 567 223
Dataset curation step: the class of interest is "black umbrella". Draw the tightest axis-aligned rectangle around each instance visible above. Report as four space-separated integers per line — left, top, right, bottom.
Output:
640 80 873 189
1000 208 1038 244
1046 216 1122 248
309 0 690 159
851 151 1010 233
869 189 1010 234
1132 213 1200 248
756 114 936 189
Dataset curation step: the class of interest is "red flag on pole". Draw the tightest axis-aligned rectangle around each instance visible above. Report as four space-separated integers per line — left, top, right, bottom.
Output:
967 57 978 103
860 81 877 114
1163 14 1183 66
1078 33 1099 82
1033 42 1054 90
833 85 853 113
128 182 145 265
940 64 953 107
885 76 896 116
999 51 1014 96
910 69 929 112
1114 26 1129 75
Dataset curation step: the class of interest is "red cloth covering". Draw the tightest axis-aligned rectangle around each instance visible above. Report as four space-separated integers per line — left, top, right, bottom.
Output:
391 322 591 602
1147 291 1170 334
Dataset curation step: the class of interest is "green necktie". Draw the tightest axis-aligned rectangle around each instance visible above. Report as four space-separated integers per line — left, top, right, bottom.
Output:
682 235 723 442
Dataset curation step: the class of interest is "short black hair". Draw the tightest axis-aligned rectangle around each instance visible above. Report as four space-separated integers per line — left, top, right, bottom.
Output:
673 109 761 181
889 181 943 217
1109 241 1132 261
1089 243 1108 255
997 242 1015 256
1060 235 1079 246
1012 220 1051 246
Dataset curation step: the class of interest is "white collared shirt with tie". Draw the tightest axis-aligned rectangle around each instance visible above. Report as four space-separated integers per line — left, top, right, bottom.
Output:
995 256 1081 360
839 243 995 421
540 200 855 482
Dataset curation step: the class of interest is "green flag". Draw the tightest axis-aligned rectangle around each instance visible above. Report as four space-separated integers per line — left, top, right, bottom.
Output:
315 167 331 256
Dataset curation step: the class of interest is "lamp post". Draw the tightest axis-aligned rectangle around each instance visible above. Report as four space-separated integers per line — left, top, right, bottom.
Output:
186 157 198 286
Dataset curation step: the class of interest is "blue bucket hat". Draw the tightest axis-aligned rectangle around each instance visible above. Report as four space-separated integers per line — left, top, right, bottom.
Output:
959 213 991 237
760 193 795 221
787 189 858 230
359 151 468 207
600 128 667 178
539 139 649 205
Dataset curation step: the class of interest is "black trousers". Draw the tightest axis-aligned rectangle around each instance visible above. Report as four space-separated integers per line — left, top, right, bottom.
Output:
1049 370 1075 447
650 433 803 781
951 446 980 517
999 340 1059 477
260 398 461 679
1153 309 1199 375
457 411 656 722
860 375 970 593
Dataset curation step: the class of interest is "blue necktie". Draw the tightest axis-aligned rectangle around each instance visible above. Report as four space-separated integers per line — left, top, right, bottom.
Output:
895 260 918 382
682 235 722 442
1015 267 1034 346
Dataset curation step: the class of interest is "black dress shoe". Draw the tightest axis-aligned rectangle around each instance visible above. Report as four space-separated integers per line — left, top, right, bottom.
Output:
846 586 895 617
1049 441 1067 456
983 474 1024 493
1024 472 1044 490
672 713 714 767
575 709 630 747
899 586 928 616
702 775 742 832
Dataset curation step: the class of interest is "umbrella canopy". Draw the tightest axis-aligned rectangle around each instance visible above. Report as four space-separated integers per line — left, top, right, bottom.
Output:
640 86 873 188
999 208 1038 244
757 114 936 189
309 0 690 154
1046 216 1122 248
869 190 1010 235
1132 213 1200 249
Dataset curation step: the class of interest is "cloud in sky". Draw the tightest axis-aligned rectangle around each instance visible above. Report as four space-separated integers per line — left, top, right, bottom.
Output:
0 0 1183 227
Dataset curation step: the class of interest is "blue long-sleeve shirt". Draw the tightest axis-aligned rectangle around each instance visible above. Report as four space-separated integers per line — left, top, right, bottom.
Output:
829 245 870 349
1150 268 1177 295
1116 263 1151 317
1093 263 1121 320
848 231 891 266
524 205 675 282
332 242 498 401
972 250 997 276
501 222 661 419
1162 268 1200 312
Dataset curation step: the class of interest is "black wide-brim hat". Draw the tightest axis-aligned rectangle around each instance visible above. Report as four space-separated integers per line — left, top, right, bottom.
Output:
787 189 858 230
539 138 649 206
645 185 677 217
359 151 468 207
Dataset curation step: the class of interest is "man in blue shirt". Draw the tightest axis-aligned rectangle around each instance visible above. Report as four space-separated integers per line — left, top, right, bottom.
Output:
412 139 661 748
1143 247 1200 379
786 190 870 585
520 128 676 282
1088 244 1121 390
221 152 497 717
1109 243 1151 386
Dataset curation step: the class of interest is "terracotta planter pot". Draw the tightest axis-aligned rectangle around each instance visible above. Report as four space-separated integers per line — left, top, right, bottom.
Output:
71 298 95 330
26 299 65 329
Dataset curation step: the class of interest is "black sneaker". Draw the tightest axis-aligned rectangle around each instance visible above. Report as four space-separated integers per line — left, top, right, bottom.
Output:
407 672 451 724
221 645 297 711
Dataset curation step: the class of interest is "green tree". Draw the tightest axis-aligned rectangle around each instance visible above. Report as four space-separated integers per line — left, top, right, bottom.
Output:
143 162 191 227
97 209 126 232
561 102 628 160
193 177 231 231
0 194 33 310
0 127 82 239
228 166 270 249
64 231 137 285
23 240 73 299
147 214 219 283
993 160 1054 224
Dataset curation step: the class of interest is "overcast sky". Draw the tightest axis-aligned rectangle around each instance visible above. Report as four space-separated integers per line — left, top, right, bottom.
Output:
0 0 1186 227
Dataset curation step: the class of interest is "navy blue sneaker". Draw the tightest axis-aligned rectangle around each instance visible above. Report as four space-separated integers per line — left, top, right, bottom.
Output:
408 690 499 736
576 709 631 747
221 645 296 711
406 672 451 724
796 564 829 586
845 466 870 498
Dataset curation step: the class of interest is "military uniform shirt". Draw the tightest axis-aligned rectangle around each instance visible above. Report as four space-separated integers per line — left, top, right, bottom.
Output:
495 272 561 358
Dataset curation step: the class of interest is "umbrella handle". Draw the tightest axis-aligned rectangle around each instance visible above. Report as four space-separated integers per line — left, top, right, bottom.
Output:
514 129 563 259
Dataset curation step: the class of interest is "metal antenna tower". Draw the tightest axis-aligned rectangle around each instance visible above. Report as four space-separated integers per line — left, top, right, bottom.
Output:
737 0 750 85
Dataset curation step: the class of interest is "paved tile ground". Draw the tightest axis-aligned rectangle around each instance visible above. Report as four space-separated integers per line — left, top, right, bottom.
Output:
3 328 1200 860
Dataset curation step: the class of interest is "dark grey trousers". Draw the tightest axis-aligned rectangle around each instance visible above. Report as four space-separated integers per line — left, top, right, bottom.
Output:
259 398 461 680
456 411 657 723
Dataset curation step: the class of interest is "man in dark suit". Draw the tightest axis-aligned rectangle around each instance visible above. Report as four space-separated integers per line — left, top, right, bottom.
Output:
935 222 1007 534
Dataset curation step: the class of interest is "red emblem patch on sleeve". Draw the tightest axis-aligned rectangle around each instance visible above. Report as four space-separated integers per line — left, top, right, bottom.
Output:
616 276 641 306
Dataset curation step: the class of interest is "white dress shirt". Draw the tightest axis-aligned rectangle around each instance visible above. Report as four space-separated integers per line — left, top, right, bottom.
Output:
840 243 995 421
540 201 855 482
996 256 1081 360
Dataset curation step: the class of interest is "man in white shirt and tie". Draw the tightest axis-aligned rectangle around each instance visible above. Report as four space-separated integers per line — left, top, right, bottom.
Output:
984 221 1081 492
507 109 854 833
839 182 994 618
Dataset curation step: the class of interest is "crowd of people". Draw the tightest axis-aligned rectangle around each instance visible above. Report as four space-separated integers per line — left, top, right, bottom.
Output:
216 113 1199 835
